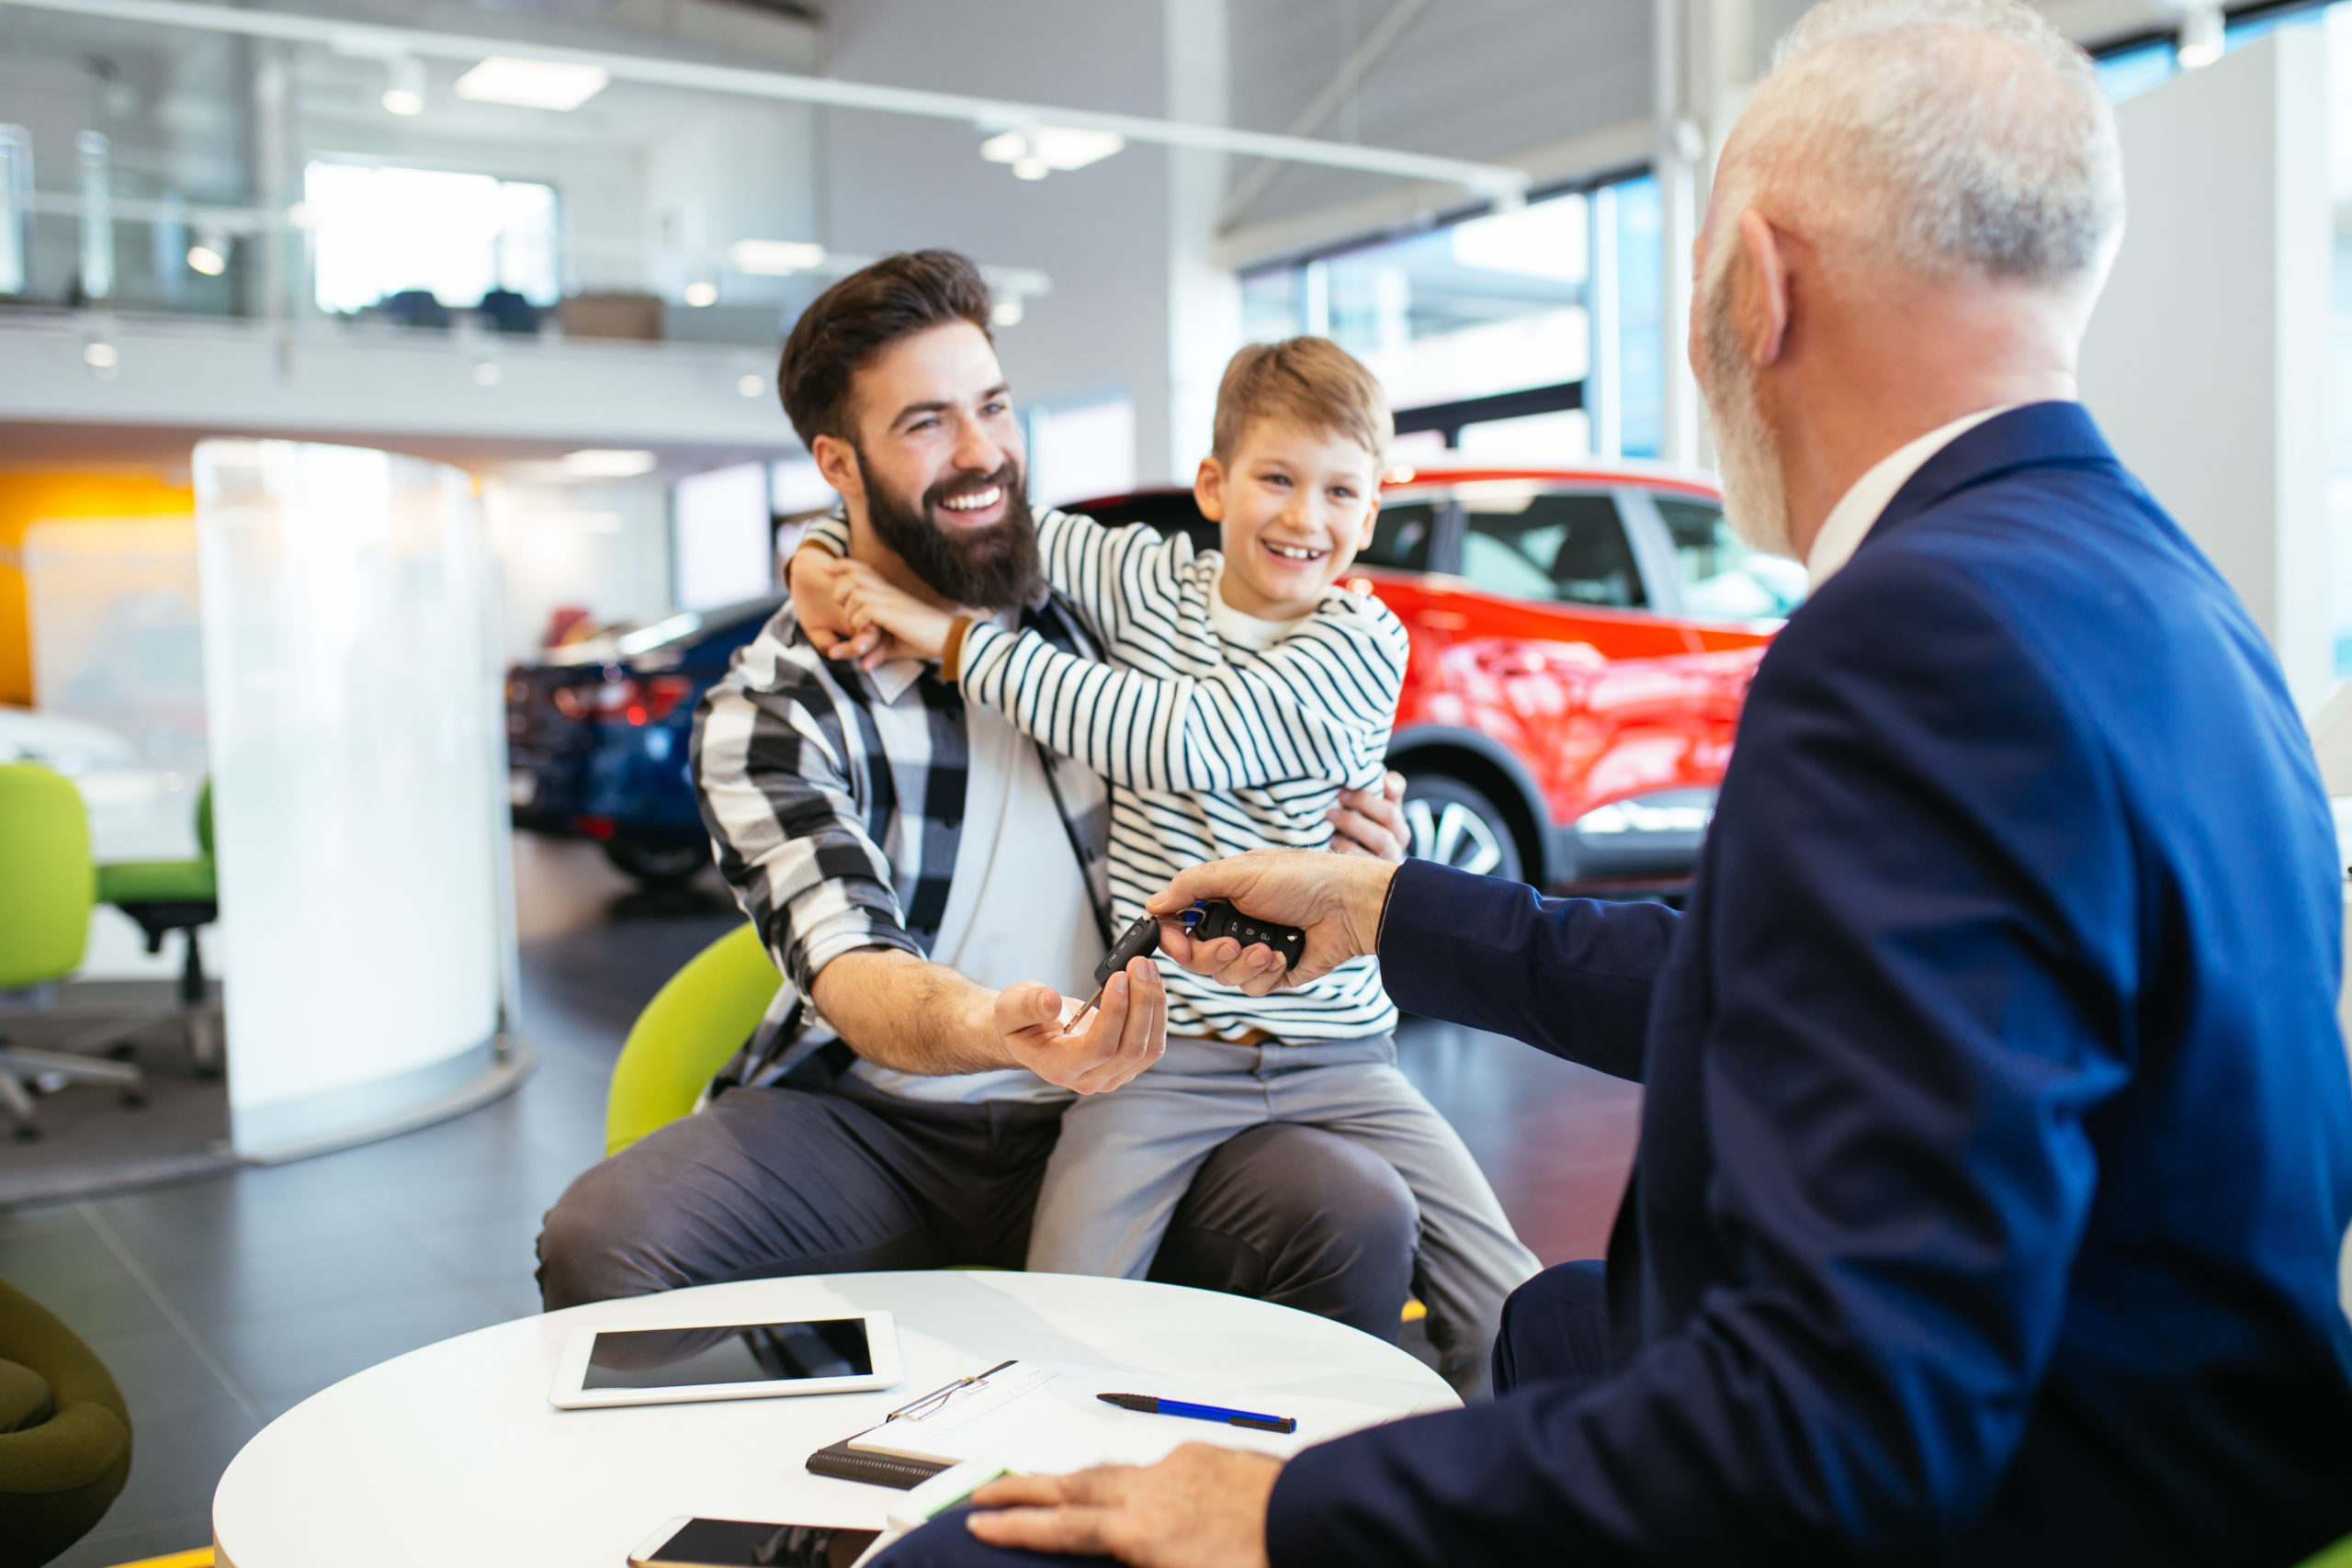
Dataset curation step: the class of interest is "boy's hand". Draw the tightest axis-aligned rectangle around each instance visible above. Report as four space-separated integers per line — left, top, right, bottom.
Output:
836 561 957 661
994 956 1166 1094
1329 770 1408 863
786 546 886 666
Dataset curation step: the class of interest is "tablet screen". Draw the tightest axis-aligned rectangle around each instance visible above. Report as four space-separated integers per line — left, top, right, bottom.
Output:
583 1318 875 1391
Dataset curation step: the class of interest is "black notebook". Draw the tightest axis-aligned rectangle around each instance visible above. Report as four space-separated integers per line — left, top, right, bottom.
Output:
804 1438 949 1490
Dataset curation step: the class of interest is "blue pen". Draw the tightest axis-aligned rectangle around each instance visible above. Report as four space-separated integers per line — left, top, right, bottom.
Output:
1096 1392 1296 1433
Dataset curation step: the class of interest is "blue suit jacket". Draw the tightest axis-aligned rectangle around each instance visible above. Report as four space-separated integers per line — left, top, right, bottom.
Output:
1270 404 2352 1565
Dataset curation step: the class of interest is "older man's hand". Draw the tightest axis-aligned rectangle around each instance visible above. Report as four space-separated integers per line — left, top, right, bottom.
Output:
963 1445 1282 1568
1148 850 1397 996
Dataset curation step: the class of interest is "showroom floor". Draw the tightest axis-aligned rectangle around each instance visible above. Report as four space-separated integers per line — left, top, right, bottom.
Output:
0 838 1641 1568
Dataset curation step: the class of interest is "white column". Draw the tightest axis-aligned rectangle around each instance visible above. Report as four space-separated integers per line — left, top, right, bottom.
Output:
2078 29 2332 710
195 439 526 1161
1165 0 1240 480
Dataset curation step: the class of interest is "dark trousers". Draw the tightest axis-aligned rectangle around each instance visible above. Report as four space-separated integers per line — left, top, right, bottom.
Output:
536 1074 1419 1344
872 1260 1611 1568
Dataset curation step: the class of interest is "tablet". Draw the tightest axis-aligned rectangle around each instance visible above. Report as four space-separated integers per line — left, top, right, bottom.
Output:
548 1313 902 1410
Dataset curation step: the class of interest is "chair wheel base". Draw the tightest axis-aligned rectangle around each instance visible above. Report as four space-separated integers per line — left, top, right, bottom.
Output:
119 1089 147 1109
11 1123 40 1142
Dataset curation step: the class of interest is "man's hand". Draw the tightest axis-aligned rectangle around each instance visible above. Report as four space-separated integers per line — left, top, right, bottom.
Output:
836 559 957 661
1328 769 1408 862
964 1445 1280 1568
994 956 1165 1094
1148 850 1397 996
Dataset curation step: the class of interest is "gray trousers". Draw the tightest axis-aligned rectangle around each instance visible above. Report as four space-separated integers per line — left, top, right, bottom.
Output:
536 1073 1419 1345
1029 1035 1540 1396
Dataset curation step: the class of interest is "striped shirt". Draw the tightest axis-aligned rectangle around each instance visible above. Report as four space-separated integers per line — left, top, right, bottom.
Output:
809 509 1408 1042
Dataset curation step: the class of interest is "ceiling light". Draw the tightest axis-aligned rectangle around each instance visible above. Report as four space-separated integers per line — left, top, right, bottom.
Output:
381 56 424 116
729 239 826 276
979 125 1125 179
187 243 226 276
990 299 1023 326
736 373 764 398
83 341 118 369
560 448 658 479
453 57 610 111
472 360 503 386
683 280 718 308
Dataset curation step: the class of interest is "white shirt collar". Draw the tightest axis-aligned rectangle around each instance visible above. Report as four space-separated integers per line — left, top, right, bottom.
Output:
1804 405 2015 588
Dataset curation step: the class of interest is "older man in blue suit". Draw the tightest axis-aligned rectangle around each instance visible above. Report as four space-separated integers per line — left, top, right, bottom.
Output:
879 0 2352 1562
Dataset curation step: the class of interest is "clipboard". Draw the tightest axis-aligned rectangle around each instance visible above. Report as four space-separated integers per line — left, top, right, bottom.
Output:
805 1359 1025 1490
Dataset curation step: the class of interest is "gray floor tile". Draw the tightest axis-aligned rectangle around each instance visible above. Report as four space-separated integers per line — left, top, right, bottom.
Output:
0 1224 175 1341
143 1234 471 1335
202 1284 517 1407
48 1512 214 1568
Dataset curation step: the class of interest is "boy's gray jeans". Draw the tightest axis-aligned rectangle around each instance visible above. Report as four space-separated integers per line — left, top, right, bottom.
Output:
535 1072 1419 1340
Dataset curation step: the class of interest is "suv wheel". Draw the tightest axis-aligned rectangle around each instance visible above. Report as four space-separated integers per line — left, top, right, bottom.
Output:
601 840 708 887
1402 775 1522 883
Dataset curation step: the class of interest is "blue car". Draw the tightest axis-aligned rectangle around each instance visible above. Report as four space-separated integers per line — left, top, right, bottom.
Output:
506 596 784 885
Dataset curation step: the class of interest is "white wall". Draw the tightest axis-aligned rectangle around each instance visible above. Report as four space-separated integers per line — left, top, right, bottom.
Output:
488 479 673 661
2078 29 2333 710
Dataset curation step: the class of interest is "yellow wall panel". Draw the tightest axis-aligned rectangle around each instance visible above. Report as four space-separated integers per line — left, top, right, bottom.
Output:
0 470 195 707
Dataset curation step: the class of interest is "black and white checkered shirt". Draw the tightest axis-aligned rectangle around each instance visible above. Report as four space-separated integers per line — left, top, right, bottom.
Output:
689 590 1110 1089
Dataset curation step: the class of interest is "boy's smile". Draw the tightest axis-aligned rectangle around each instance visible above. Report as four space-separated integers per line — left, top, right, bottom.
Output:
1196 416 1382 621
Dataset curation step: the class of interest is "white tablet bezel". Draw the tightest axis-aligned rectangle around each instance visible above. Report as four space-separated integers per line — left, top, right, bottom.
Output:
548 1311 901 1410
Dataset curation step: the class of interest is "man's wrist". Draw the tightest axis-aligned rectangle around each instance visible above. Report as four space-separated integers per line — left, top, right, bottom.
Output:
1343 858 1403 960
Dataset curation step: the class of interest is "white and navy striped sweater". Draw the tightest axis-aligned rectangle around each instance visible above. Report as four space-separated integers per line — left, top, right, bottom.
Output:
816 508 1408 1042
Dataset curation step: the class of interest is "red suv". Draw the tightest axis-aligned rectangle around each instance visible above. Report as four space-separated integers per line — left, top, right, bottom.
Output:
1074 463 1798 893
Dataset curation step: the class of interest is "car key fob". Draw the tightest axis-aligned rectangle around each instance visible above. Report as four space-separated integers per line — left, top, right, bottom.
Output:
1182 899 1306 971
1092 912 1163 990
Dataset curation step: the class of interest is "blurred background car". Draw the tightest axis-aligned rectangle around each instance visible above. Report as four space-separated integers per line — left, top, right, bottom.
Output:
506 463 1796 893
506 598 783 886
1078 461 1797 895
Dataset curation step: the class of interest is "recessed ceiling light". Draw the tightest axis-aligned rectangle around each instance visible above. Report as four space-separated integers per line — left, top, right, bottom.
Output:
187 243 226 276
83 342 119 369
736 374 764 398
381 88 424 116
560 449 658 479
729 239 826 276
980 126 1125 178
682 280 718 308
990 299 1023 326
453 57 609 112
381 57 425 116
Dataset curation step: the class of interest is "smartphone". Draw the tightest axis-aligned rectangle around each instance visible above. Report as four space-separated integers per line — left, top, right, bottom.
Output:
628 1516 882 1568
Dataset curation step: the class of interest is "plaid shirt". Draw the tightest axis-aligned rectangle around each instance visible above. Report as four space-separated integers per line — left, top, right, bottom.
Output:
689 587 1111 1089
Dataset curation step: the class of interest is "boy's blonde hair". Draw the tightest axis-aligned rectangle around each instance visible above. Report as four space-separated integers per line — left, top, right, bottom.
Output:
1211 336 1392 466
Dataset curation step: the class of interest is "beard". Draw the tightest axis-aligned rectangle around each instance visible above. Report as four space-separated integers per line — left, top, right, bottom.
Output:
855 450 1045 611
1697 246 1796 561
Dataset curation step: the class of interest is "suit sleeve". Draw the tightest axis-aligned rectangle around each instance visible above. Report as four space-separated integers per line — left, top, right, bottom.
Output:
1375 857 1678 1082
1271 554 2136 1565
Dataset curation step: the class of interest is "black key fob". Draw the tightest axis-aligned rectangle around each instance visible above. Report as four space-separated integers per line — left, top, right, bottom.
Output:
1182 899 1306 971
1092 912 1163 989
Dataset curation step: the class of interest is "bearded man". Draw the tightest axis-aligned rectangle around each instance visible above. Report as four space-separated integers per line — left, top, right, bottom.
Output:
536 251 1428 1342
876 2 2352 1564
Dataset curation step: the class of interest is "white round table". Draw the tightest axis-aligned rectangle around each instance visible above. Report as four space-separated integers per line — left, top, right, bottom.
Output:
211 1271 1458 1567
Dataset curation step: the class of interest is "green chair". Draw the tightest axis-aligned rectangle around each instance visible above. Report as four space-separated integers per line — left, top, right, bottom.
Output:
0 763 144 1137
2302 1533 2352 1568
96 779 220 1074
0 1276 133 1566
604 922 780 1157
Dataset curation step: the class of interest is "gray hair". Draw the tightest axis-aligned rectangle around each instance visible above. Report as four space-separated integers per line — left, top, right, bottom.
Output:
1731 0 2123 286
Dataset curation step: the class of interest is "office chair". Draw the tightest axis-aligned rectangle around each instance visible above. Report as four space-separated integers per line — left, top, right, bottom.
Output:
96 779 220 1075
0 763 145 1139
604 922 778 1156
0 1271 134 1566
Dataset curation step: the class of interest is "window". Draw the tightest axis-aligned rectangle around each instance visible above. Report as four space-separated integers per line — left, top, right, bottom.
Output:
1655 497 1807 620
305 162 560 315
1459 491 1644 608
1358 502 1436 572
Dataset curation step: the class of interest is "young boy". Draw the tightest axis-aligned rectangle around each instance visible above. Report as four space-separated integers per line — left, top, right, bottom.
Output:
794 338 1537 1393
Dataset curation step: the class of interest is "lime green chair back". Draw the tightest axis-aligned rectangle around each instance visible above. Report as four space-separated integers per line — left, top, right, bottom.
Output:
195 776 213 861
0 763 95 990
2299 1533 2352 1568
605 923 782 1156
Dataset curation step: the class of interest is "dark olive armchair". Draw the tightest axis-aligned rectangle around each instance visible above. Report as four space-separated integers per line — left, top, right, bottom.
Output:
0 1276 132 1567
